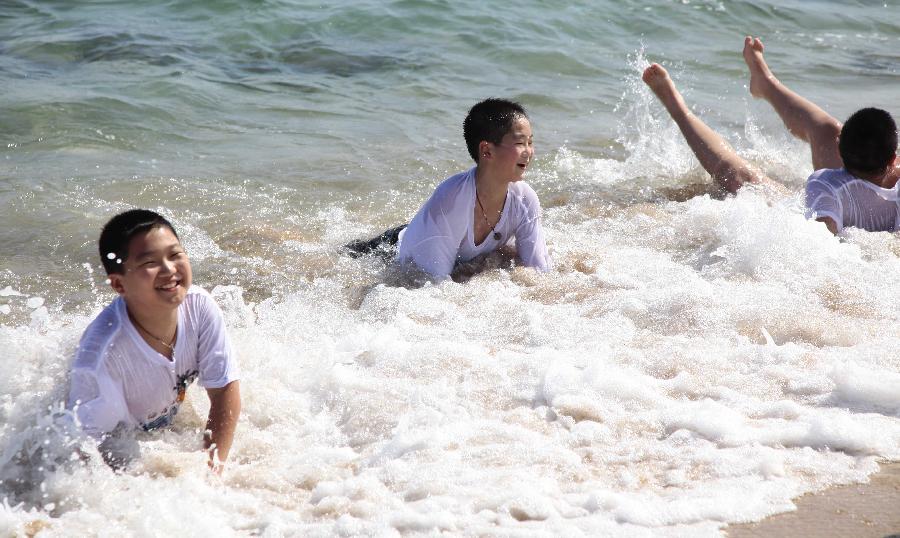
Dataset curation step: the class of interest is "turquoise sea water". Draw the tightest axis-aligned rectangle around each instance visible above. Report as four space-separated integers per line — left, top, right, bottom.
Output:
1 1 899 535
2 0 898 301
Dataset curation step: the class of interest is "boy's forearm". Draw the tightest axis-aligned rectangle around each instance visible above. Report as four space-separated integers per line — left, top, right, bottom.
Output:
205 380 241 465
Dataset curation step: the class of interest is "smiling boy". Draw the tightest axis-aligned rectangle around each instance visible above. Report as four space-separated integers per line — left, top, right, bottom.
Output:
346 98 551 279
395 98 551 278
67 209 240 470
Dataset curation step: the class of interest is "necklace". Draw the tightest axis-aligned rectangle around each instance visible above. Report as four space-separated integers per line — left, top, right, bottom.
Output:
475 190 502 241
129 312 177 353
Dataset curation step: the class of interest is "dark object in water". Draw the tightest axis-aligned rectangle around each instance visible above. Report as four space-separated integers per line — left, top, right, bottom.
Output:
344 224 407 259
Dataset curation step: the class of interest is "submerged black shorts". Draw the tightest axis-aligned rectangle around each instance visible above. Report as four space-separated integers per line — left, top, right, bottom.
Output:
344 224 407 259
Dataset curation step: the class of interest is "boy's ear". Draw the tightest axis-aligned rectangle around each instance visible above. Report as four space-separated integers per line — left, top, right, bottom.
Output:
108 274 126 295
479 140 492 160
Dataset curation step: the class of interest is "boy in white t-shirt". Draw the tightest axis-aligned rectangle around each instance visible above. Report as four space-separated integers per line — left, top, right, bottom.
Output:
67 209 241 470
641 36 898 234
346 98 551 279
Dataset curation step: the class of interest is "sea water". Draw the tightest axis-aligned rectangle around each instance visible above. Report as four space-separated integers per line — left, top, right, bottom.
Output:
1 0 899 535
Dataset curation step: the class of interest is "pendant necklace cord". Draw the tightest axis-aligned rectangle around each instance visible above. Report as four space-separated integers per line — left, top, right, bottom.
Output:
129 311 177 352
475 190 503 241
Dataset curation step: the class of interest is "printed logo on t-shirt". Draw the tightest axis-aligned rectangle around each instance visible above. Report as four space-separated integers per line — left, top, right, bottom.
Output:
175 370 199 403
139 369 200 431
142 404 178 431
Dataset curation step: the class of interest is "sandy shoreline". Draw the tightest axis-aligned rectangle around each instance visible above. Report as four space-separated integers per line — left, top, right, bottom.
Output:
726 462 900 537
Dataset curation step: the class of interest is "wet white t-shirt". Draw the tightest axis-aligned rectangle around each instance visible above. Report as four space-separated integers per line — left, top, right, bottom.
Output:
396 167 551 278
805 168 900 232
67 286 239 438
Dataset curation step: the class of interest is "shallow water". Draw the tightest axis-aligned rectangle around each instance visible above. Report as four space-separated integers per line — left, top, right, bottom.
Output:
2 1 900 536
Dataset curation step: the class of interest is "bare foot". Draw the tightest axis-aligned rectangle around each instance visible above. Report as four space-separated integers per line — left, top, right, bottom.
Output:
642 63 688 118
743 36 777 98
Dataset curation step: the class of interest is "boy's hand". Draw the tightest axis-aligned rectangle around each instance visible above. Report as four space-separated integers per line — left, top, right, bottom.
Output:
207 448 225 475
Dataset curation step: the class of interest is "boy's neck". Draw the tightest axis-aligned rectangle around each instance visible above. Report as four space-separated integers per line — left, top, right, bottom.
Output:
885 164 900 189
474 165 510 206
850 166 895 189
126 302 179 341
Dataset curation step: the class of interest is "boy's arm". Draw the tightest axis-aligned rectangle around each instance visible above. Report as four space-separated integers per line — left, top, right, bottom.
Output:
817 216 839 235
205 380 241 470
192 290 242 470
805 177 842 235
513 185 551 271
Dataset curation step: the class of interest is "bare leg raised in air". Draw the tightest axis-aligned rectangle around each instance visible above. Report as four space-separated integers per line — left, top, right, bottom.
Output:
742 36 843 171
642 63 785 195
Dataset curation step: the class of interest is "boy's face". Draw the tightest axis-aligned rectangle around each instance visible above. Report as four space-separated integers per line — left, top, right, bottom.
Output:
484 116 534 181
109 226 192 312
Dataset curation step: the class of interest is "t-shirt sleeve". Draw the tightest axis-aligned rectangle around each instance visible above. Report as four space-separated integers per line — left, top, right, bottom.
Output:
805 174 843 232
195 293 240 389
396 185 468 279
67 366 129 439
513 184 551 271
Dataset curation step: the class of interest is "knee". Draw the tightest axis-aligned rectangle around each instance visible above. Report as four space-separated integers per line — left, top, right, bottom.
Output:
712 160 759 194
820 119 841 140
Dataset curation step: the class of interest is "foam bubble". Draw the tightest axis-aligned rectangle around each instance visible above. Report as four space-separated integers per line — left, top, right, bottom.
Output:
0 287 23 298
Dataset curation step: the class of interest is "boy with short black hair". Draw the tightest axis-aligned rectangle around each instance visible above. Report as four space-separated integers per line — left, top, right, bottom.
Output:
806 107 898 233
347 98 550 278
68 209 241 469
396 98 550 278
838 108 898 177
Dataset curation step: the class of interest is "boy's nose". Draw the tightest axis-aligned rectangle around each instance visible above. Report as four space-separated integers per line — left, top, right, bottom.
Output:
159 258 176 274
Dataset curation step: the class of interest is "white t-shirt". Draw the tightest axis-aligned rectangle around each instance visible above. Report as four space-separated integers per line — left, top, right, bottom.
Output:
67 286 239 438
396 167 551 278
805 168 900 232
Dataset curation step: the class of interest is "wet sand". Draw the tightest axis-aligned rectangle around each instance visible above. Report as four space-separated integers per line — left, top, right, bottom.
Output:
726 462 900 537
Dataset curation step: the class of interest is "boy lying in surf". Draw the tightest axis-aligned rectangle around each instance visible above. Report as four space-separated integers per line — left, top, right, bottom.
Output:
346 98 551 280
642 36 898 234
67 209 241 470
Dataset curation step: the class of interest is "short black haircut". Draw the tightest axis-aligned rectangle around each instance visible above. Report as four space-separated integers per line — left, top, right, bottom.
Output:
463 98 528 163
839 108 897 177
98 209 178 275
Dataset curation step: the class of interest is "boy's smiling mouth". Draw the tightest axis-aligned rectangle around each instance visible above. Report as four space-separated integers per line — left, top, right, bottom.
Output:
157 280 181 292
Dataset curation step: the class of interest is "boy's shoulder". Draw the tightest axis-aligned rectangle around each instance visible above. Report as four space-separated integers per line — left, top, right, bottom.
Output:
420 168 476 214
184 284 211 301
508 181 541 212
73 286 213 371
73 297 127 371
807 168 896 198
807 167 856 188
432 167 476 196
509 180 538 197
176 285 217 320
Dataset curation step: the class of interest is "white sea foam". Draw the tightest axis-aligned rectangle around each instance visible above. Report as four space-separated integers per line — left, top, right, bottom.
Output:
0 288 22 298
